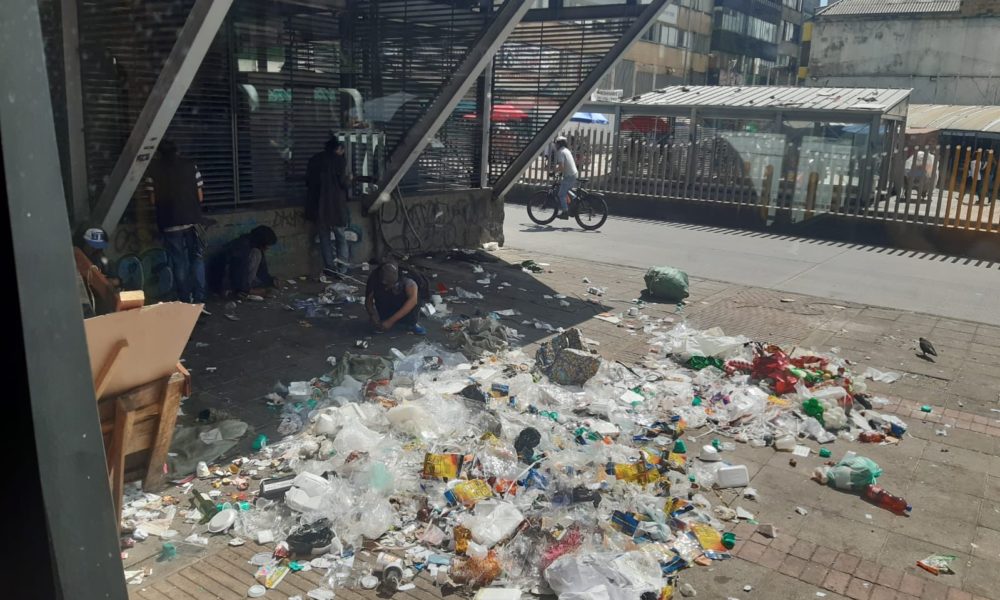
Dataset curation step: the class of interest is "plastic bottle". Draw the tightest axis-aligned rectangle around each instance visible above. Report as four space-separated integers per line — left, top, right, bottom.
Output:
859 431 885 443
774 434 796 451
864 484 911 514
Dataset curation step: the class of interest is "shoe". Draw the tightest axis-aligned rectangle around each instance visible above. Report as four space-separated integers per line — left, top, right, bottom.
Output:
286 519 336 557
556 212 570 220
200 307 212 316
412 324 427 335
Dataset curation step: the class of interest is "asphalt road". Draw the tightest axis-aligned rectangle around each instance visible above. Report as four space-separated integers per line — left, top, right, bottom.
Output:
503 204 1000 326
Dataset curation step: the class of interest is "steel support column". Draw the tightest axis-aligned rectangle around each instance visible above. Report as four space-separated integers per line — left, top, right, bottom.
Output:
369 0 532 213
0 0 127 598
62 0 89 226
479 62 495 189
90 0 234 234
492 0 671 199
479 0 495 189
523 1 644 22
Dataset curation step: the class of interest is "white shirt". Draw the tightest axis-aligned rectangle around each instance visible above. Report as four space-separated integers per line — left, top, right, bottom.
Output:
555 146 578 178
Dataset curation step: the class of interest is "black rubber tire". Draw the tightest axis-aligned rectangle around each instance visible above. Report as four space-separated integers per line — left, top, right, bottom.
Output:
574 192 608 230
527 190 558 225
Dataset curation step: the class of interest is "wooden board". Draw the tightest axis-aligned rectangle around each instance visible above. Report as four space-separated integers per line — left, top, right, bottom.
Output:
84 302 200 399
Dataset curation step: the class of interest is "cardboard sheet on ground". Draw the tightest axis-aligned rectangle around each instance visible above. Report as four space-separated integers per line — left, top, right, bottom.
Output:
84 302 201 398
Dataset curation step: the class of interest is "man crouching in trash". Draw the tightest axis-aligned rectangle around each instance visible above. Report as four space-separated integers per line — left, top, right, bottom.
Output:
365 260 426 335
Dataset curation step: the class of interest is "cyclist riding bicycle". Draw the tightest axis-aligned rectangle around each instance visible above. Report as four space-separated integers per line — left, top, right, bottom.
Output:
551 135 578 220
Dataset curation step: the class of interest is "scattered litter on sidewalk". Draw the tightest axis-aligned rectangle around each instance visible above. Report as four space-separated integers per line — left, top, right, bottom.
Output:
129 311 919 598
917 554 956 576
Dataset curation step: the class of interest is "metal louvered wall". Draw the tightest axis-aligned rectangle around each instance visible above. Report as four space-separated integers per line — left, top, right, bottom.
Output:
231 4 345 207
78 0 349 212
489 17 634 184
351 0 492 195
78 0 197 210
76 0 512 212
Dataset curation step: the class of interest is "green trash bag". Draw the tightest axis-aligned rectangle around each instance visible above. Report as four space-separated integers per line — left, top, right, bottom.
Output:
644 266 690 302
827 456 882 491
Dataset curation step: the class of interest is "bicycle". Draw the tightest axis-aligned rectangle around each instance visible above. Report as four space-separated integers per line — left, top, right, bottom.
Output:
527 177 609 230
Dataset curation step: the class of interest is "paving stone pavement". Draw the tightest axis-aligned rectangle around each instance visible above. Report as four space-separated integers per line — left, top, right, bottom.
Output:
128 248 1000 600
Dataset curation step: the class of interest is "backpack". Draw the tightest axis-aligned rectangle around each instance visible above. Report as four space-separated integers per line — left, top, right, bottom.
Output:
399 262 431 303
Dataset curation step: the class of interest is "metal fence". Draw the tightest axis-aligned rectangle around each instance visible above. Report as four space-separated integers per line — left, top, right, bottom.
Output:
519 127 1000 233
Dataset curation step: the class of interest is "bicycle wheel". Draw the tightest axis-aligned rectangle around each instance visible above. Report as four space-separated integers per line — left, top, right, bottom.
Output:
527 190 558 225
574 192 608 230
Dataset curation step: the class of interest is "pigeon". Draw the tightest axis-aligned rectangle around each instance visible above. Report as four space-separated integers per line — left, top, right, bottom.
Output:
918 337 937 358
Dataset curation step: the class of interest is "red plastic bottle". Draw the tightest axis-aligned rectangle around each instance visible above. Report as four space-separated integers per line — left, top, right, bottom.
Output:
859 431 885 443
864 484 911 514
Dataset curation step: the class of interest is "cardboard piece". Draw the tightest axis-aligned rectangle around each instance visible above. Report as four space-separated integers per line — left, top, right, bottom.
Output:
85 302 201 399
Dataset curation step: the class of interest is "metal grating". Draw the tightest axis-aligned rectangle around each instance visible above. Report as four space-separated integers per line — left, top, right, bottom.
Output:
76 0 505 212
352 0 495 194
489 17 633 184
818 0 960 16
78 0 199 213
231 5 345 207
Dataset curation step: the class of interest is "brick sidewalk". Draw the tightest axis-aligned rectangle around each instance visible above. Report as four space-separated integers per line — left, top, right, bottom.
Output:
128 248 1000 600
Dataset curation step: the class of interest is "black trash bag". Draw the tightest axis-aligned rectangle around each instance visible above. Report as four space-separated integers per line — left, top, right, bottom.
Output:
514 427 542 464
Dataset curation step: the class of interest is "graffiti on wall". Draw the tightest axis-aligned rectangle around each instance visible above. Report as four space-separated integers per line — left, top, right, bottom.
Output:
381 193 502 252
109 207 310 301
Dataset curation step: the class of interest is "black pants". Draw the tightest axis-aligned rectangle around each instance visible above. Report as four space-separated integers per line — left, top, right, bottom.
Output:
377 299 419 327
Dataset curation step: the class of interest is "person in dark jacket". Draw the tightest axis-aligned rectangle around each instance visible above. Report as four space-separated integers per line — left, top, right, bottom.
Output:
207 226 278 299
144 139 207 308
305 137 352 277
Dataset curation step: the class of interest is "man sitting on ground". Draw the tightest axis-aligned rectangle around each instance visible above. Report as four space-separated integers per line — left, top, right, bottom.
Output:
207 225 279 299
73 227 120 315
365 261 426 335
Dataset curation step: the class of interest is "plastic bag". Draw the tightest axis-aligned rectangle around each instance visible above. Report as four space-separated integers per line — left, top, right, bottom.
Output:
460 501 524 548
278 414 303 436
717 387 769 423
802 416 836 444
327 375 363 404
826 456 882 491
544 551 664 600
664 324 748 361
356 492 396 540
644 266 690 302
386 403 437 439
331 421 383 458
861 367 902 384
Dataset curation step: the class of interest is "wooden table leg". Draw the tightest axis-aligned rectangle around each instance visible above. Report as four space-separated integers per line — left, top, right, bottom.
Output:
143 374 184 491
109 397 137 532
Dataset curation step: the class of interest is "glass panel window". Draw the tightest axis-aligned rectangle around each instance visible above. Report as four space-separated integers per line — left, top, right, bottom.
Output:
748 16 778 43
719 8 747 34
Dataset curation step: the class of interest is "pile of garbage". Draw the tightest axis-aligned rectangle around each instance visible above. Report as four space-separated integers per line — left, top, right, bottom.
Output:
121 320 910 598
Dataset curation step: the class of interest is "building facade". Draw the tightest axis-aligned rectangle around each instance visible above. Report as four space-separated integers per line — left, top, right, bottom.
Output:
807 0 1000 105
596 0 715 96
707 0 816 86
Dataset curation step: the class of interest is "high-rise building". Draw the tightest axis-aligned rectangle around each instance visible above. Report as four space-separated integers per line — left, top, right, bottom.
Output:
708 0 817 85
596 0 715 97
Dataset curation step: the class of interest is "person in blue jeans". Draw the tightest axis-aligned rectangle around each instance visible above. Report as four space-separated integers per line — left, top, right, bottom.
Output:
145 140 208 312
305 137 352 277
